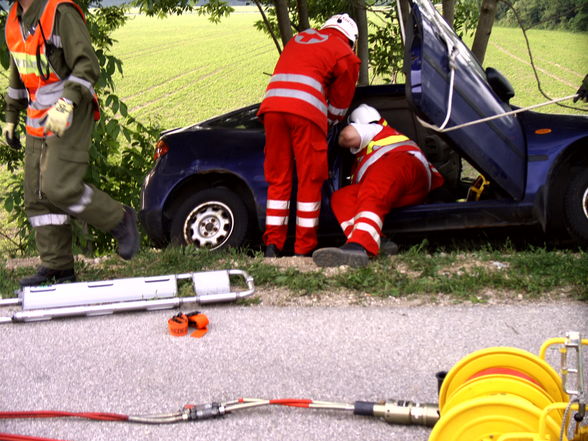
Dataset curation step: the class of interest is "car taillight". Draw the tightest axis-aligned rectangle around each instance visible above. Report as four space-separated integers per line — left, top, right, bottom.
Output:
154 139 170 161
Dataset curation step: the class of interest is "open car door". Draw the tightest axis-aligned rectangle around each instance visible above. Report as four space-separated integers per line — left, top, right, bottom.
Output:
405 0 526 200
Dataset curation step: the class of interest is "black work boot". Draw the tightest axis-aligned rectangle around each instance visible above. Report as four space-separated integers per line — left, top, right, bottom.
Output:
312 242 369 268
19 266 76 287
380 239 399 256
110 205 140 260
264 244 279 258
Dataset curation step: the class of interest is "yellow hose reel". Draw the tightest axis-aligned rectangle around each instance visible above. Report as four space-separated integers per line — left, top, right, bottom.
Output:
429 332 587 441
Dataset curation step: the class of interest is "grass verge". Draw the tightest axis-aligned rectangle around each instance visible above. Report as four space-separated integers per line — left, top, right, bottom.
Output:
2 242 586 303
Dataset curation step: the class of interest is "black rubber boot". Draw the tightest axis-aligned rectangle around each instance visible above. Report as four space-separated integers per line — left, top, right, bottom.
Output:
264 244 279 258
380 239 399 256
19 266 76 287
110 205 140 260
312 242 369 268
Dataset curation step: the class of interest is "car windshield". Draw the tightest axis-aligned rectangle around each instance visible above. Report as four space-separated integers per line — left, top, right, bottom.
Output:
412 0 487 83
198 105 263 130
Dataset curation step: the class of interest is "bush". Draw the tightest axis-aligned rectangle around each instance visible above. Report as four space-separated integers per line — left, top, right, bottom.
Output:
0 2 161 257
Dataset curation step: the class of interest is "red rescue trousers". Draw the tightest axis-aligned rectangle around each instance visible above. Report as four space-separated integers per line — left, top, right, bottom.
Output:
331 151 431 256
263 112 329 255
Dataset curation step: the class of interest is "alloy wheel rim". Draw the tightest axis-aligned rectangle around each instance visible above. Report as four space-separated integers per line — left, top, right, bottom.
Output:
183 201 234 249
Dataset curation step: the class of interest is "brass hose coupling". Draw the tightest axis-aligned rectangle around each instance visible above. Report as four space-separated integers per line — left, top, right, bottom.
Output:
354 399 439 427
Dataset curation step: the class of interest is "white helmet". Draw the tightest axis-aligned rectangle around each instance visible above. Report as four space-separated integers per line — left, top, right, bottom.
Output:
349 104 381 124
321 13 358 44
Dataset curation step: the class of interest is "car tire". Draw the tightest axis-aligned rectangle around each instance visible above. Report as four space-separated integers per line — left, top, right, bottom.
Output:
170 187 249 250
563 169 588 245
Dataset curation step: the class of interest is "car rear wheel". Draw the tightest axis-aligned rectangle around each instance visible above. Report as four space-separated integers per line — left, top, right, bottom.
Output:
563 168 588 245
170 187 249 250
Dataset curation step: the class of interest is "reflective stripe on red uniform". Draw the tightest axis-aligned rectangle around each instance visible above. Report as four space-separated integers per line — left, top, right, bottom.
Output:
262 112 327 255
334 152 439 255
334 123 445 255
257 28 360 135
5 0 100 137
352 124 444 189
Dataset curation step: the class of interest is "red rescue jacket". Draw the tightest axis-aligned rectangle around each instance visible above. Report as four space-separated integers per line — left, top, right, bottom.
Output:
5 0 100 137
258 28 361 135
352 122 445 191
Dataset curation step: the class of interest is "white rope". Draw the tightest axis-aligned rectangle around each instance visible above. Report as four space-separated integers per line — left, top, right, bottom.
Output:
438 47 458 130
417 94 581 133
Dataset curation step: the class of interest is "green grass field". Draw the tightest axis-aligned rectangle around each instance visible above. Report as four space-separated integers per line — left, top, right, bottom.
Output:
475 27 587 113
109 10 278 128
0 10 586 298
107 9 587 129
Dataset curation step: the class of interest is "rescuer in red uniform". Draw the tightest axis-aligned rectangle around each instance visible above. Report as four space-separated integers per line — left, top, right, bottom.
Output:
258 13 361 257
312 104 445 268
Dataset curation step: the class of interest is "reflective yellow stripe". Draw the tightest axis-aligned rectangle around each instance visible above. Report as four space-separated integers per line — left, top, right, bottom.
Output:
366 135 409 154
356 140 419 183
11 51 53 75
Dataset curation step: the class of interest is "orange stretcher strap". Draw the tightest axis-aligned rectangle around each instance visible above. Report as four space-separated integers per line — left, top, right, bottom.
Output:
168 311 209 338
168 313 189 337
187 311 209 338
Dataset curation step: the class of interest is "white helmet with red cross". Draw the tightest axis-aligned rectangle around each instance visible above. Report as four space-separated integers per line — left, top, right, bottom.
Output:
321 13 358 45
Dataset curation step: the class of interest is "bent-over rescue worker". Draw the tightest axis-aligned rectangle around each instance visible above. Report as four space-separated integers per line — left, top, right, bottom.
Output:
257 13 361 257
312 104 445 268
2 0 140 287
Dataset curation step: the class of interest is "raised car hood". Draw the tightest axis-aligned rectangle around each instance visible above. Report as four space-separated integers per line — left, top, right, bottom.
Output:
406 0 526 200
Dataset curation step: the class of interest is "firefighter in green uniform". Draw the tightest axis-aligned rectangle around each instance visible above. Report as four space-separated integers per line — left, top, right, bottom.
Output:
2 0 140 287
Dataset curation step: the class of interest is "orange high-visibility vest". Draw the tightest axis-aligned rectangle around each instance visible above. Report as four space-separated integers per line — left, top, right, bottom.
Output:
5 0 100 137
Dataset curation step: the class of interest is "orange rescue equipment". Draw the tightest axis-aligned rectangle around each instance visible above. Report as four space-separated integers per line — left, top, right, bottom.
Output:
5 0 100 137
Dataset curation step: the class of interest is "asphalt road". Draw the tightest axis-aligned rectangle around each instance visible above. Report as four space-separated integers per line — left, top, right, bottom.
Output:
1 301 587 441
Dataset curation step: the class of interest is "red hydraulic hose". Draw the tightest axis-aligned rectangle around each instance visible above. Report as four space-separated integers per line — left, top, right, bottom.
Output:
0 411 128 441
0 411 128 422
268 398 313 408
0 433 69 441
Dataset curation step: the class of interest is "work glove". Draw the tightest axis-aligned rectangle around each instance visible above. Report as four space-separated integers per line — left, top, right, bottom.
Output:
573 74 588 103
45 98 74 136
2 122 21 150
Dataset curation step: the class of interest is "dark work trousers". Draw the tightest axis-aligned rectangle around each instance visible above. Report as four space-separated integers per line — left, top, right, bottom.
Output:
23 95 124 270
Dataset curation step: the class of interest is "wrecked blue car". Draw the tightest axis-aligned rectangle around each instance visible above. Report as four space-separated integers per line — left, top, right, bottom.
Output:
140 0 588 251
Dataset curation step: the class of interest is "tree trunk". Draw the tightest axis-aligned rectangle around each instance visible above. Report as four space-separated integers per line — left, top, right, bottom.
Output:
296 0 310 31
254 0 282 54
471 0 498 65
442 0 456 28
352 0 369 86
274 0 293 46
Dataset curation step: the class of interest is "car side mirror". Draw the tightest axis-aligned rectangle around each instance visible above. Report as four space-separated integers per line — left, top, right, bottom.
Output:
485 67 515 104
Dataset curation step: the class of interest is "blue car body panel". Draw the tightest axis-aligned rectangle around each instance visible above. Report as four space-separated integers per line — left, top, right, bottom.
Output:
408 0 526 200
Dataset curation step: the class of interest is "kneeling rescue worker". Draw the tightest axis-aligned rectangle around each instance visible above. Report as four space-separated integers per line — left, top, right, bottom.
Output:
258 13 361 258
312 104 445 268
3 0 140 287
